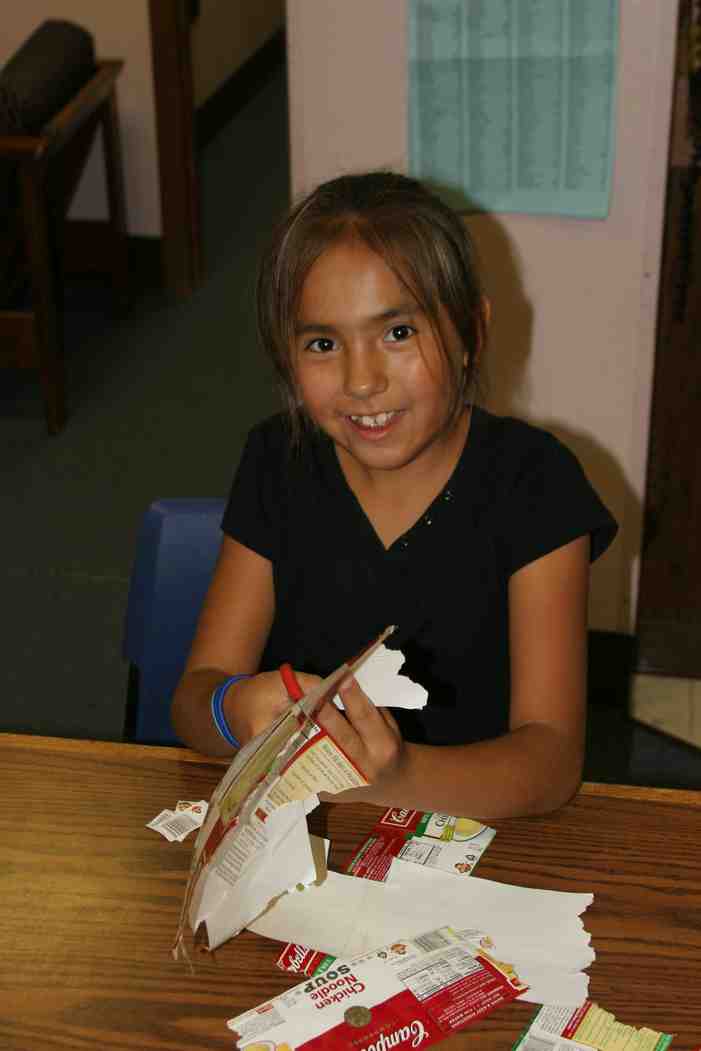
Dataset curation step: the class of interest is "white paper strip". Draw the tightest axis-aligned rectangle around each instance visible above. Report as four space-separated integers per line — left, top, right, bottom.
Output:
249 858 594 1006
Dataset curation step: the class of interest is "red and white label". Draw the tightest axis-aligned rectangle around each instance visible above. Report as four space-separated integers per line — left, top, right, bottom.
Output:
378 808 420 830
230 927 526 1051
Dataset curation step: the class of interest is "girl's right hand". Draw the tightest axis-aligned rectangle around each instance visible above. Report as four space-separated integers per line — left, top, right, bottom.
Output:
223 670 322 745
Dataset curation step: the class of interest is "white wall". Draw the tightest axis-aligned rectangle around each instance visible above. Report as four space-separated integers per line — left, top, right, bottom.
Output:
286 0 679 634
191 0 284 108
2 3 160 235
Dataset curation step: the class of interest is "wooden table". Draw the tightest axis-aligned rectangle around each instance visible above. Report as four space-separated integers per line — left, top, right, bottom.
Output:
2 734 700 1051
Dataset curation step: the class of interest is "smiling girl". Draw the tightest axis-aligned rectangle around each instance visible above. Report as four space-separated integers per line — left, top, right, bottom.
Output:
171 172 616 819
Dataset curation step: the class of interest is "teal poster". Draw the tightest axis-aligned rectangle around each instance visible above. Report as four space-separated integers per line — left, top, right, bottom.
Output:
409 0 619 217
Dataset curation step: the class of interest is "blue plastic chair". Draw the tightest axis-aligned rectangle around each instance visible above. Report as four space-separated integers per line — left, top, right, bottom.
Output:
123 498 226 744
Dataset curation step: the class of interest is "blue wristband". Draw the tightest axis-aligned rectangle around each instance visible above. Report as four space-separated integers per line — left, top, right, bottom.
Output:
210 674 252 748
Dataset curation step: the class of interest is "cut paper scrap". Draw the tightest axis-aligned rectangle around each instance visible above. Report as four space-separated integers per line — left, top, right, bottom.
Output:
518 1000 674 1051
249 855 593 1006
332 644 428 711
177 628 402 956
147 800 208 842
188 799 320 952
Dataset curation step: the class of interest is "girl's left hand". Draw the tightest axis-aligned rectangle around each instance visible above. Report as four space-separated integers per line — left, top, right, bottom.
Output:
314 675 405 785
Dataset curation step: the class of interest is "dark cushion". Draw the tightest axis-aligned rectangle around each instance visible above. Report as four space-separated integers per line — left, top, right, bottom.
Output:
0 20 95 136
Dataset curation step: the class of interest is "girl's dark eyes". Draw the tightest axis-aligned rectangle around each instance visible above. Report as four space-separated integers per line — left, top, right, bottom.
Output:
385 324 416 343
306 337 336 353
304 324 416 353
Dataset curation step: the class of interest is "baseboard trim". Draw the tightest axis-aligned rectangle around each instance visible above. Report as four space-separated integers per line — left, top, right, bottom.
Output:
636 619 701 679
63 219 163 291
195 28 286 152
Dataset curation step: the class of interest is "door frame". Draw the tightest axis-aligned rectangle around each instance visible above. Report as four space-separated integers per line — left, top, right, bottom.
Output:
635 0 701 677
148 0 202 298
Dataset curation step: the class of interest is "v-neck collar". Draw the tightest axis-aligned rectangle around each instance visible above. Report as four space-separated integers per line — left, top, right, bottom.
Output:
317 407 487 555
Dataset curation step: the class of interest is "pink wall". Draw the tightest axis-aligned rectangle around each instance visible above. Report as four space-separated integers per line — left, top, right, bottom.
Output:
287 0 679 632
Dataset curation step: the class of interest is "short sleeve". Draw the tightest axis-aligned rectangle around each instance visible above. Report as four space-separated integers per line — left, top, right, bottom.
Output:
498 429 617 577
221 420 281 561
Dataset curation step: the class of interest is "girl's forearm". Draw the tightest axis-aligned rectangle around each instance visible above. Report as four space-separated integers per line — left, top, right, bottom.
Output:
171 668 240 757
323 723 584 819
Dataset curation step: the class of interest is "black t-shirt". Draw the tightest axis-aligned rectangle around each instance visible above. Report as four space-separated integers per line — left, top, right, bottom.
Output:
222 408 617 746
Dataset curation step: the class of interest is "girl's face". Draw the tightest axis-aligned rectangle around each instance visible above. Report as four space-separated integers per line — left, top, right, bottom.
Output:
292 237 467 484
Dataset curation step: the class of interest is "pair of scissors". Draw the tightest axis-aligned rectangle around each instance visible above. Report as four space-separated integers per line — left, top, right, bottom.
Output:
279 662 304 702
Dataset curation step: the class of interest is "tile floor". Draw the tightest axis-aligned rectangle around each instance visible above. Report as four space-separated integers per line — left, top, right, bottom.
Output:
630 674 701 749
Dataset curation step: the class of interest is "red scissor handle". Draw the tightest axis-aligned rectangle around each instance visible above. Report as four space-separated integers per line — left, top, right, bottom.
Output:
279 662 304 702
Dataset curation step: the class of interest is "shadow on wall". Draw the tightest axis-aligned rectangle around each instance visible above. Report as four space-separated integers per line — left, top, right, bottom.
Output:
465 208 533 417
419 179 533 415
542 421 638 634
457 198 638 644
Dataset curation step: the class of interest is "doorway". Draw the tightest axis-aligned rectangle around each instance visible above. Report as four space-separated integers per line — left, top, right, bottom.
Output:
633 0 701 750
147 0 286 300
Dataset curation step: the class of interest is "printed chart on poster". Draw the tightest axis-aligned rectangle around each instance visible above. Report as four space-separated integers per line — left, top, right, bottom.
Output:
409 0 619 218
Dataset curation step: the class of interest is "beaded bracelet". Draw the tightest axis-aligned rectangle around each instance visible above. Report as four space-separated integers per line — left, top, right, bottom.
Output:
210 674 252 748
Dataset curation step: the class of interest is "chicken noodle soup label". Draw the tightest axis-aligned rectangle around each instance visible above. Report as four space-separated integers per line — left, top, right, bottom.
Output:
344 807 495 883
230 926 526 1050
376 808 488 843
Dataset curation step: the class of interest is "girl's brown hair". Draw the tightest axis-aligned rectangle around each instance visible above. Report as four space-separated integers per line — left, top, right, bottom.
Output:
256 171 488 438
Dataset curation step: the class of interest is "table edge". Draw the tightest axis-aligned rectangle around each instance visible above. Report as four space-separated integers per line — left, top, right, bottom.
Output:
0 731 228 766
2 732 699 807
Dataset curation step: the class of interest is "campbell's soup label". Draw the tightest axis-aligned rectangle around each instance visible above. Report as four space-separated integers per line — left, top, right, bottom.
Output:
277 943 336 978
229 927 526 1050
374 809 486 842
340 809 495 885
377 809 420 830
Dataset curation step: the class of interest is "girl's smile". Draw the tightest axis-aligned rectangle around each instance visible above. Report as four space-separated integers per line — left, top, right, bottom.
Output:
346 408 404 437
293 237 469 489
